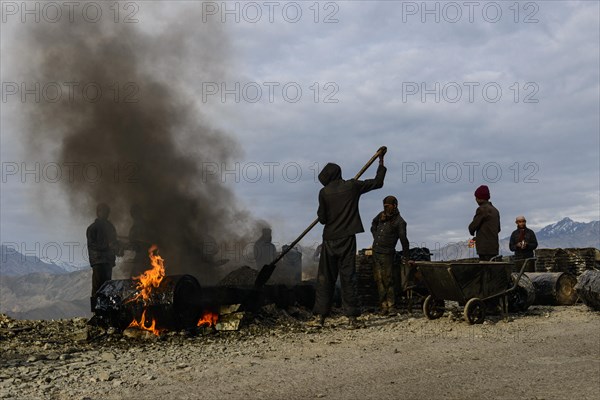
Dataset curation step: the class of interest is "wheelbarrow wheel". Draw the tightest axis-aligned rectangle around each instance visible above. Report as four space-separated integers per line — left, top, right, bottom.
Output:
423 295 445 319
464 298 485 324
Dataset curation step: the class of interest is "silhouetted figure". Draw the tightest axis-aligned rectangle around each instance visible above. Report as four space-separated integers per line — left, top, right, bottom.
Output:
254 228 276 269
184 203 225 274
308 154 386 329
279 244 303 284
87 203 120 312
370 195 410 314
468 185 501 261
128 204 153 275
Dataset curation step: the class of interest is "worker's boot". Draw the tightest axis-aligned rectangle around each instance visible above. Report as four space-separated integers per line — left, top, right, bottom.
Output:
306 315 325 328
347 316 366 330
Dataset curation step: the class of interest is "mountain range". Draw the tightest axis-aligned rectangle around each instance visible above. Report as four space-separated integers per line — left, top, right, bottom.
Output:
1 217 598 319
433 217 599 261
535 218 600 247
0 245 87 276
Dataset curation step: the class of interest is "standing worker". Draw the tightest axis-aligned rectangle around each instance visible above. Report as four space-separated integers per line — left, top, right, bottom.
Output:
128 204 153 276
87 203 121 312
509 216 538 260
370 195 410 315
468 185 501 261
307 154 386 328
254 228 276 271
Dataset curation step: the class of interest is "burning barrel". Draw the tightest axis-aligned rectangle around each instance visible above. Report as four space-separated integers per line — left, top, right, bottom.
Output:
94 274 202 331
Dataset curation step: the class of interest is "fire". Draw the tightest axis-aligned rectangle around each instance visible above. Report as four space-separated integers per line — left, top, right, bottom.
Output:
197 311 219 327
128 309 162 336
126 245 217 336
126 244 165 336
131 244 165 303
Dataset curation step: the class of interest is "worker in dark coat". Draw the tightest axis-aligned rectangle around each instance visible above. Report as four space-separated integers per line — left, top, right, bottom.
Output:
87 203 121 312
509 216 538 260
468 185 501 261
254 228 276 269
370 195 410 314
307 155 386 328
128 204 155 276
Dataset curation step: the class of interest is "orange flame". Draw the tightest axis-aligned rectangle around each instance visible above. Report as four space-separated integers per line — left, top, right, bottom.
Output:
128 309 162 336
197 311 219 327
131 244 165 303
126 245 165 336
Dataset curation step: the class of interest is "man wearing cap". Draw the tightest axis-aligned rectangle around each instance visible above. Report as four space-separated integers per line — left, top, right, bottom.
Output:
468 185 501 261
370 195 410 315
307 154 386 329
509 216 538 260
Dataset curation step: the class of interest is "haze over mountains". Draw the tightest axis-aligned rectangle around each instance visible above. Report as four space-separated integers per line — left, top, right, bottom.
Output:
1 218 598 320
534 218 600 248
433 217 600 261
0 245 87 276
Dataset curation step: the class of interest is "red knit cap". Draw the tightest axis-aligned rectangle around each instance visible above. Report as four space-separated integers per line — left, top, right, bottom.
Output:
474 185 490 200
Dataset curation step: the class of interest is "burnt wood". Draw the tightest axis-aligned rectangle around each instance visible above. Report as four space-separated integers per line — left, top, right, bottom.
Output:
525 272 578 305
574 269 600 311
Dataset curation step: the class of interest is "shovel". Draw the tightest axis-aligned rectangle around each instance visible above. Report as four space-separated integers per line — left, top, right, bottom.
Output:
254 146 388 288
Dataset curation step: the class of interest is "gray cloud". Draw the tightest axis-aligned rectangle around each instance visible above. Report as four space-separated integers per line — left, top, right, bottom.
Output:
1 1 598 263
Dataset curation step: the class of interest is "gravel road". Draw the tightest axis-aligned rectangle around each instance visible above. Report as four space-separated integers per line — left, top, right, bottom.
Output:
1 305 598 400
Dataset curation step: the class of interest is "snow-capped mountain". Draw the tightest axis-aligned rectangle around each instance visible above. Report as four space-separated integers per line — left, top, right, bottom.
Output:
500 217 599 254
433 217 599 261
536 217 599 243
0 245 85 276
40 259 88 273
1 217 598 319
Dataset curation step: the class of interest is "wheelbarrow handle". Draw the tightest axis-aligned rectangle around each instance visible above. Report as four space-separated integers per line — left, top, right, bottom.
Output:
506 257 536 293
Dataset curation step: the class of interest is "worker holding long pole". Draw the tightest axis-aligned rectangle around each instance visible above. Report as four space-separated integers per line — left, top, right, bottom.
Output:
307 148 387 329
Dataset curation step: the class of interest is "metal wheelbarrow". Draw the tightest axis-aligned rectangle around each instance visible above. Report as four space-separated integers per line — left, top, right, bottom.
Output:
416 258 534 324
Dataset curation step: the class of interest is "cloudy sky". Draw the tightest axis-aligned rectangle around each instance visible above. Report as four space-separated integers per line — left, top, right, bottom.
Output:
1 0 599 264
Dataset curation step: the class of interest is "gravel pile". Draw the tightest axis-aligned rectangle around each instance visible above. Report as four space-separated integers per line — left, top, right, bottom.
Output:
0 305 324 399
1 303 598 400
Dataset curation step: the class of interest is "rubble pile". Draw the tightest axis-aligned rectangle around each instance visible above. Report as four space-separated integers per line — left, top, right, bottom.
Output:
1 299 599 400
0 305 316 399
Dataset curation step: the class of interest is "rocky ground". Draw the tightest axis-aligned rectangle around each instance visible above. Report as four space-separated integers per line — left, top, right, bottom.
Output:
1 304 598 400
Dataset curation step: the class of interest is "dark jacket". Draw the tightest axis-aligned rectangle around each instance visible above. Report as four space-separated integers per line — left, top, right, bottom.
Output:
509 227 538 259
317 163 386 240
87 218 118 266
129 218 153 262
371 209 410 255
468 201 501 256
254 237 276 268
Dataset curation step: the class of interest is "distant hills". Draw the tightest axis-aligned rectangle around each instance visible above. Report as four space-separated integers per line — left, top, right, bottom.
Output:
1 217 598 319
1 245 94 319
432 217 599 261
0 245 87 276
534 218 600 248
0 269 92 319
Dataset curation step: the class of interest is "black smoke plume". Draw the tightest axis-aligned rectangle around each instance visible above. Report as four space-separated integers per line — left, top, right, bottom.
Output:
17 5 261 282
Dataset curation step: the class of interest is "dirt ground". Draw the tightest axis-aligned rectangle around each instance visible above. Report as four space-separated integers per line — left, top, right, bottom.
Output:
1 305 599 400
